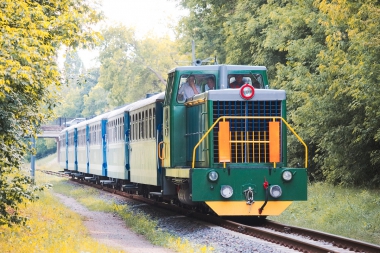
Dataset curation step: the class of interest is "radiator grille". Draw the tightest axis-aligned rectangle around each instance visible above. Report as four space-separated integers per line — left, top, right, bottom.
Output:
213 100 282 163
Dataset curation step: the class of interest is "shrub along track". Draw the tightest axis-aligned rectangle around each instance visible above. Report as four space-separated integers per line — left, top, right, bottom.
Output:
42 170 380 253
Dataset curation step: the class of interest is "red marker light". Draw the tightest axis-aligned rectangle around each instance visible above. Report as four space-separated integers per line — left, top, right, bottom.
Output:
240 84 255 100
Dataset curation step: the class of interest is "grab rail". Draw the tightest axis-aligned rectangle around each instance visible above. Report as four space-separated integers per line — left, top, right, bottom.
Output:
191 116 308 169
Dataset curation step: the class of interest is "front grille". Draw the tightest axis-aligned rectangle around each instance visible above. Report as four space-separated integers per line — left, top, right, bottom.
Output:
213 100 282 163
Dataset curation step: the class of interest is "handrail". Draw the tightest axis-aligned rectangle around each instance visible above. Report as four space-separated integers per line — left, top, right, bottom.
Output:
158 141 165 160
191 116 308 169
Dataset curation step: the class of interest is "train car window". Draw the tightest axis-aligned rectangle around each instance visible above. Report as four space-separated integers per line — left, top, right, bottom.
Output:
92 125 95 144
117 119 119 142
96 125 102 144
139 112 142 139
134 115 136 141
116 120 118 142
145 110 148 139
164 73 174 106
93 125 95 145
150 109 153 139
114 120 117 142
91 126 94 144
131 115 134 141
142 111 145 140
149 109 152 139
120 117 122 142
153 107 156 138
228 74 263 89
177 74 217 103
177 74 200 103
121 121 124 141
78 129 84 146
111 121 114 143
134 114 137 141
68 132 72 146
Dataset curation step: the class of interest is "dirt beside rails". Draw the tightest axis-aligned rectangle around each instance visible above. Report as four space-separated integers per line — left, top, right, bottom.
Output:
54 193 175 253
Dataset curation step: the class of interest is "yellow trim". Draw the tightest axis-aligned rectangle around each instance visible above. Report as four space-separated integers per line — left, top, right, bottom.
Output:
205 201 293 216
192 116 308 168
165 168 190 178
184 98 206 106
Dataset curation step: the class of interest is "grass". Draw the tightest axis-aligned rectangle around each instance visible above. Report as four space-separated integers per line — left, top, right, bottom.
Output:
269 182 380 245
0 183 124 252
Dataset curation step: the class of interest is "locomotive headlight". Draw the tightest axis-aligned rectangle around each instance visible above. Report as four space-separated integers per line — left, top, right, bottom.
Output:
220 185 233 198
208 171 219 182
239 84 255 100
269 185 282 198
282 170 293 181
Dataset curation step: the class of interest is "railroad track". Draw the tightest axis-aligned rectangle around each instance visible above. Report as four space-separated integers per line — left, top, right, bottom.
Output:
41 170 380 253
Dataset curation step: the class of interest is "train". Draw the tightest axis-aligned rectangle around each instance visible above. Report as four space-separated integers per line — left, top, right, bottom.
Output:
58 64 308 217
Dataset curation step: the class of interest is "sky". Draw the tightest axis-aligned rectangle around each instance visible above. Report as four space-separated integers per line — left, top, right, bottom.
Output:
78 0 187 68
101 0 185 37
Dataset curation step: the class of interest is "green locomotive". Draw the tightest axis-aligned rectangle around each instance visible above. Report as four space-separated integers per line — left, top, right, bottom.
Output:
160 64 307 216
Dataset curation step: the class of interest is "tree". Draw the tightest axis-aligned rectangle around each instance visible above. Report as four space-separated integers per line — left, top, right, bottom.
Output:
96 25 184 107
176 0 380 187
176 0 236 63
55 50 100 118
0 0 102 226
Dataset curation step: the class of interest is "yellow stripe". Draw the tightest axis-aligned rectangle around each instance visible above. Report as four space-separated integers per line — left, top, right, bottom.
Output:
205 201 292 216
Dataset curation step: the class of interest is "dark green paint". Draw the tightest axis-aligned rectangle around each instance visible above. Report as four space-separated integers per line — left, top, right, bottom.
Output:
191 167 307 201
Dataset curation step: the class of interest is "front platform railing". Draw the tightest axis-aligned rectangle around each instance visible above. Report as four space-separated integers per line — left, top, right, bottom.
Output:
192 116 308 169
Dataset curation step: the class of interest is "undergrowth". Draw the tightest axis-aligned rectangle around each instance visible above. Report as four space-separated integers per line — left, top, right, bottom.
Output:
0 188 124 253
269 182 380 245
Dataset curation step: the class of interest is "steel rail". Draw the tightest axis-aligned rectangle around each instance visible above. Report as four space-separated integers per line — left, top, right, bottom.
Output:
265 220 380 253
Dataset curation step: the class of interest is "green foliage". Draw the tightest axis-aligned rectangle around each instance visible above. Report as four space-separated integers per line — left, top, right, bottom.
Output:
0 185 124 252
25 138 57 161
96 25 183 107
177 0 380 187
0 0 102 226
55 50 101 118
270 182 380 245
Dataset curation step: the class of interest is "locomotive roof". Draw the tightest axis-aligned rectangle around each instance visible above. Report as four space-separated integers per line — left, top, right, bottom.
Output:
168 64 267 73
188 88 286 102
